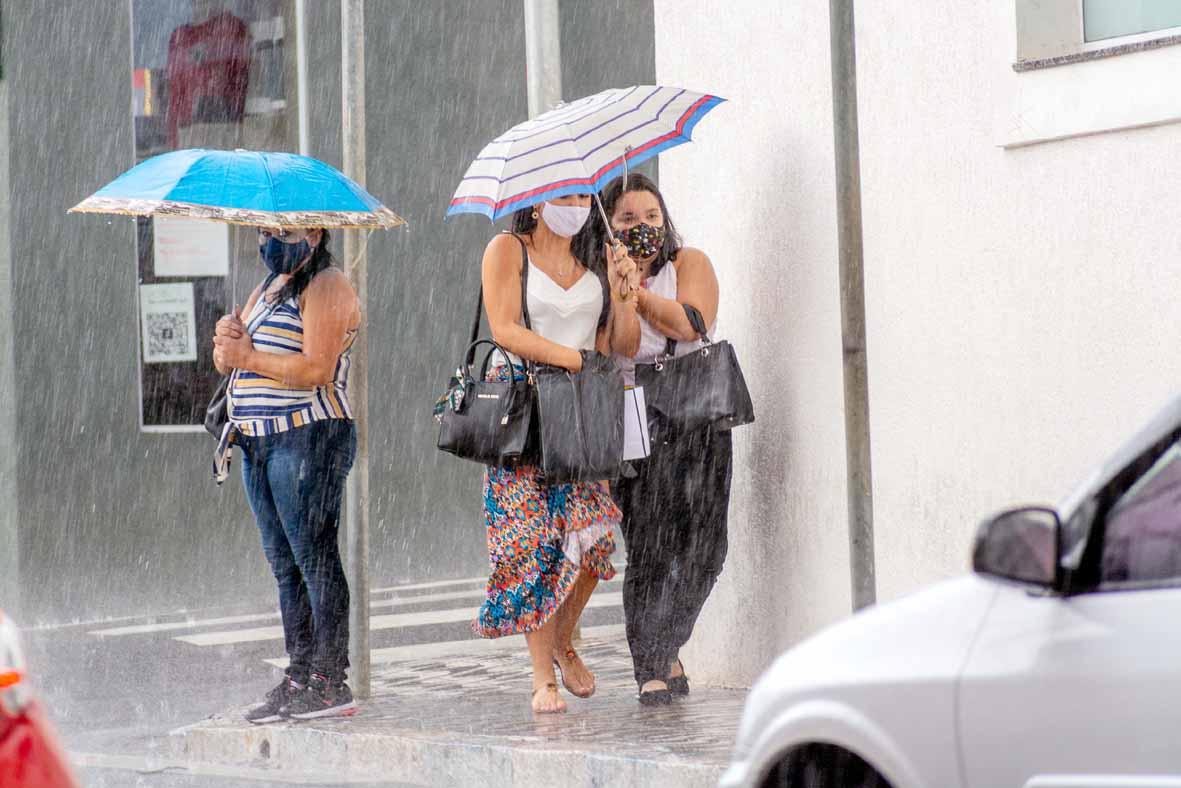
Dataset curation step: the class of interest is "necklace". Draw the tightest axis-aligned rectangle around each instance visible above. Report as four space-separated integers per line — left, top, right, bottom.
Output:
527 240 580 284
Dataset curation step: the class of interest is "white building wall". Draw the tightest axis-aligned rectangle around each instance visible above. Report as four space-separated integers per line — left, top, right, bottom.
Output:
656 1 1181 686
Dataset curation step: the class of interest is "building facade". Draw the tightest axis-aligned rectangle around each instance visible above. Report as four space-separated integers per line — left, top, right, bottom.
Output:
658 0 1181 684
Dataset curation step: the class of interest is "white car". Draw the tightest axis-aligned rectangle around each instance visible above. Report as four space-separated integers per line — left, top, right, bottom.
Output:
722 396 1181 788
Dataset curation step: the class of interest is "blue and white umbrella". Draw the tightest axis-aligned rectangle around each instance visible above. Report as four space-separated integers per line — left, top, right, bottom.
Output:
71 148 404 230
447 85 724 222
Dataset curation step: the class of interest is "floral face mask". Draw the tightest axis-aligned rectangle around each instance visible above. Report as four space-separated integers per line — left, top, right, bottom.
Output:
614 222 666 259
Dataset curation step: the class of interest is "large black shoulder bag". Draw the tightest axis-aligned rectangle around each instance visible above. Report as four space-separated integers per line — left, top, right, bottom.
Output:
532 350 625 484
435 265 534 467
515 236 625 484
635 303 755 438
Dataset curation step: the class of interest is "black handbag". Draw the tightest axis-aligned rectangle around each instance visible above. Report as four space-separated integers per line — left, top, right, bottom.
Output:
635 303 755 437
203 375 231 439
532 351 625 483
435 238 535 467
436 335 534 466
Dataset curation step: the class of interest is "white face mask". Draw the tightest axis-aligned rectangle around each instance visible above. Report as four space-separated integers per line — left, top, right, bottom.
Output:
539 201 591 237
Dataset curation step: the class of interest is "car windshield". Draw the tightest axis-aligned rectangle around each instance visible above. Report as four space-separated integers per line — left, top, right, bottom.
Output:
1101 441 1181 583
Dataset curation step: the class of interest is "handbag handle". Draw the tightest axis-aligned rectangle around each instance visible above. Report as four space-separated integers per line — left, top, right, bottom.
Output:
462 338 520 381
661 302 713 358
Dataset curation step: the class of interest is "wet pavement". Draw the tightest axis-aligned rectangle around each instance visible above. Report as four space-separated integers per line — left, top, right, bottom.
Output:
21 571 746 786
174 629 746 787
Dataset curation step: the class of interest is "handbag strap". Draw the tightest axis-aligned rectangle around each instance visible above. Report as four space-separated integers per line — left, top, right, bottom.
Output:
470 232 532 339
467 232 534 376
662 303 712 358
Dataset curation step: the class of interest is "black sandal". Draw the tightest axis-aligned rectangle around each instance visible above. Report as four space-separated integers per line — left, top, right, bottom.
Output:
638 681 672 706
667 659 689 697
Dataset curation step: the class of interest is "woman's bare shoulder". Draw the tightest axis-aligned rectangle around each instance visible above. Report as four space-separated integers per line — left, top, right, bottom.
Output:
673 246 714 274
483 232 527 271
304 267 357 305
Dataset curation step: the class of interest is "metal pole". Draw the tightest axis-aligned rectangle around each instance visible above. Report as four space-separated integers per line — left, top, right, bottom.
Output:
829 0 876 611
523 0 563 117
295 0 310 156
341 0 370 699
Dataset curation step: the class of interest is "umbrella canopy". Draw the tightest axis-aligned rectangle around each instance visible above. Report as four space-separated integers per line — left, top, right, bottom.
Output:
70 148 405 230
448 85 724 222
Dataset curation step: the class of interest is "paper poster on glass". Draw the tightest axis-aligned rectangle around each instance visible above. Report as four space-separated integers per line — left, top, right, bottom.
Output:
140 282 198 363
153 216 229 277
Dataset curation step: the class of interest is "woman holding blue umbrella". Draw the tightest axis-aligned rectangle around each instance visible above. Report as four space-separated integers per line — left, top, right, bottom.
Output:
213 226 362 722
71 148 403 723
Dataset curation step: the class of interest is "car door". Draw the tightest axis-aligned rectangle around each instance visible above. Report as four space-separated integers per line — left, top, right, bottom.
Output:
957 441 1181 788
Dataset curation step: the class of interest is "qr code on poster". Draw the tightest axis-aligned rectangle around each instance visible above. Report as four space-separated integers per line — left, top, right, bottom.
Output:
146 312 190 357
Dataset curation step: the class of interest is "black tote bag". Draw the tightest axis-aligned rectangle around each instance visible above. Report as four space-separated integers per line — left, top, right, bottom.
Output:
635 303 755 437
532 351 625 484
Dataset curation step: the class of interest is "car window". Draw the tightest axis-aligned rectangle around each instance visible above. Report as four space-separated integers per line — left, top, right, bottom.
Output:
1101 442 1181 585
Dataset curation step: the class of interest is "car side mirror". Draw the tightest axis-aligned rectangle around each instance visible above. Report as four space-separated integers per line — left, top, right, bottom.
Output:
972 506 1062 588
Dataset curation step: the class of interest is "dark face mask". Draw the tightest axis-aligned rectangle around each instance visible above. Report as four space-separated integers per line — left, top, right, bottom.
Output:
260 236 311 275
615 222 666 259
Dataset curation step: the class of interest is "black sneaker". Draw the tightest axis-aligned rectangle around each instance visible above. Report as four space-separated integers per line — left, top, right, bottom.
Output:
282 673 357 720
245 677 304 725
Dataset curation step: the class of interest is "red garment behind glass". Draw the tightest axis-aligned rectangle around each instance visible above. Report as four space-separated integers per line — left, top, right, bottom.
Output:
165 11 252 147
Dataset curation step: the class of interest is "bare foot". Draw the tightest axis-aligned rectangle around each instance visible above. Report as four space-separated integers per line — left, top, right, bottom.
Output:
668 659 684 679
641 679 669 693
553 646 595 698
531 682 567 714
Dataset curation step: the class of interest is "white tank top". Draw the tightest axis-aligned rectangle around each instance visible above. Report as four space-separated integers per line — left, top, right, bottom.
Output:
616 260 714 385
499 258 603 367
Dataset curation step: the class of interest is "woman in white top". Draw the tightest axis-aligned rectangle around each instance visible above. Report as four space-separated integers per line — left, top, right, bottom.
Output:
601 173 733 706
473 194 640 714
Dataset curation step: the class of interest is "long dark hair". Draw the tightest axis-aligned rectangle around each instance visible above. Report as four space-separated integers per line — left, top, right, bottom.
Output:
597 173 683 278
510 205 610 330
266 229 335 304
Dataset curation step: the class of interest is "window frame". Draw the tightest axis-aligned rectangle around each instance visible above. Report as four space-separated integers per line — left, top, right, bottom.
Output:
1015 0 1181 71
1066 430 1181 595
1080 0 1181 48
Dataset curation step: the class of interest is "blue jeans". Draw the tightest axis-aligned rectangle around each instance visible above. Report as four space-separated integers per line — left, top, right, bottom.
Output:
238 419 356 683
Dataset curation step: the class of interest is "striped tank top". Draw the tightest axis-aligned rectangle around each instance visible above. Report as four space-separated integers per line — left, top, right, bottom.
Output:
228 287 356 437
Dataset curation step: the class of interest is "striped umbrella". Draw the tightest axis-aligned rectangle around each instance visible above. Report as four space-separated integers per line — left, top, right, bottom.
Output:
447 85 724 222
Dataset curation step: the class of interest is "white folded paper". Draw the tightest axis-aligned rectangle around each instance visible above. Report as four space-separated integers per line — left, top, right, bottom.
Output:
623 386 651 461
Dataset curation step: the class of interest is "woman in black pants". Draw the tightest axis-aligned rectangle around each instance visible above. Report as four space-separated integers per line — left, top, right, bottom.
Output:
601 174 733 705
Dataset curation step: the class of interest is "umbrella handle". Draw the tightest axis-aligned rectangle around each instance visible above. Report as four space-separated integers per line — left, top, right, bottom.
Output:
595 194 633 301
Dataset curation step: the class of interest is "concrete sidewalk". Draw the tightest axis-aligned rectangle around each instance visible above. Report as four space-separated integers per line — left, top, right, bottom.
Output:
169 629 746 787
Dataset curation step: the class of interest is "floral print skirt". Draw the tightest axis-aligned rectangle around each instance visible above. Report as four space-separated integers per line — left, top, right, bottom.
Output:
473 457 619 639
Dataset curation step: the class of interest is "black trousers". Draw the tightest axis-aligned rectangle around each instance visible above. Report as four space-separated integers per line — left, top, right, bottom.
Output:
613 426 733 687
